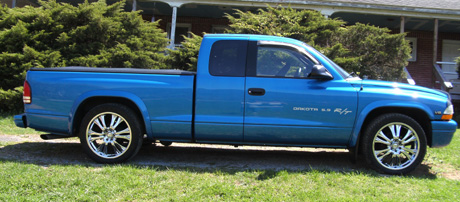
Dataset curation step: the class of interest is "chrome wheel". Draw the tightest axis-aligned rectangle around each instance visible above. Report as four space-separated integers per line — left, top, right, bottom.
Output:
372 122 420 171
360 113 426 174
86 112 132 159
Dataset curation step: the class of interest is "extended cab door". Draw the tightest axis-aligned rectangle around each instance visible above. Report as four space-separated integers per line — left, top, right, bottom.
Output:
244 41 358 146
194 39 248 142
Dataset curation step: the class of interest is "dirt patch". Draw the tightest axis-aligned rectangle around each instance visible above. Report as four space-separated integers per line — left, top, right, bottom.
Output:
0 134 458 179
428 162 460 180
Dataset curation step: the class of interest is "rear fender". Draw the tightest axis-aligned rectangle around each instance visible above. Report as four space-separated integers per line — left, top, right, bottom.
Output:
70 90 151 137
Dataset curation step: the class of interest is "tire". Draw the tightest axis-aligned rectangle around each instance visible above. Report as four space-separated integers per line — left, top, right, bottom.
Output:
362 113 426 174
79 103 143 163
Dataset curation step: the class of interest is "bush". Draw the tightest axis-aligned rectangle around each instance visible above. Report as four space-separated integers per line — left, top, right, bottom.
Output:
0 0 168 112
166 32 203 71
0 87 23 113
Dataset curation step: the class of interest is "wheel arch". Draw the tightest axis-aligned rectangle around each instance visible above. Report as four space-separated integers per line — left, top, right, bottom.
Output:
70 91 151 138
350 105 433 150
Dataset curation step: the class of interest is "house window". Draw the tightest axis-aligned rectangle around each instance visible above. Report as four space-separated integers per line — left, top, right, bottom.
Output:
406 37 417 62
167 23 192 46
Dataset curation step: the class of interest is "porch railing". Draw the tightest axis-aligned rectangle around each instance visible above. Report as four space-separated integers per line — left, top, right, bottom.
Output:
433 62 454 91
403 67 415 85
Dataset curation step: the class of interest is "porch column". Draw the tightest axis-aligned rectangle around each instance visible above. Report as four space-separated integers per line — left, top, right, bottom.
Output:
169 6 178 49
12 0 16 8
433 18 438 65
400 16 405 33
132 0 137 11
320 9 334 19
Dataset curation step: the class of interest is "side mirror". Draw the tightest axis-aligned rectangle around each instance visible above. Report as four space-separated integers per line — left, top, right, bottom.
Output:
308 65 333 80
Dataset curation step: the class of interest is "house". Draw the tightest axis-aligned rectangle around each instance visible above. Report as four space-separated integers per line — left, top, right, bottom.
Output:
4 0 460 96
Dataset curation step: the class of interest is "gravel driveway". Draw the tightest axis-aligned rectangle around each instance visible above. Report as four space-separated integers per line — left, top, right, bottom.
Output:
0 134 437 176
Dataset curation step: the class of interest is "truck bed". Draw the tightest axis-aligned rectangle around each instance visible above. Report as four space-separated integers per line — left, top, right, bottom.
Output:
26 67 196 139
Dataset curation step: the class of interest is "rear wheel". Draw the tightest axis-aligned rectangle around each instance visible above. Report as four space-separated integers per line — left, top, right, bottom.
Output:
362 113 426 174
79 103 143 163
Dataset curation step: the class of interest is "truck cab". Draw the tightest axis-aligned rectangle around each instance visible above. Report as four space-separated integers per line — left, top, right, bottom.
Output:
194 35 358 147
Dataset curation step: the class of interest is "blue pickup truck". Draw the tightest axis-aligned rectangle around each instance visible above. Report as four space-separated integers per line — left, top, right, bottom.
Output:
14 34 457 174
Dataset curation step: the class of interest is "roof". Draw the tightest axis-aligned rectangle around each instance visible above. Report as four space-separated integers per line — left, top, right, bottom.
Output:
236 0 460 17
324 0 460 12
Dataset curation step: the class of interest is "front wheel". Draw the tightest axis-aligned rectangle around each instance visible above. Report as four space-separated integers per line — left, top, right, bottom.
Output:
362 113 427 174
79 103 143 163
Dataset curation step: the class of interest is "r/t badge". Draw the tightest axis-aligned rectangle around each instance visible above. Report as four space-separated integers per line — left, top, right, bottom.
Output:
334 108 352 115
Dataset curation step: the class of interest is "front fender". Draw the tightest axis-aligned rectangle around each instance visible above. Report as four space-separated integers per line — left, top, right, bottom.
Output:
348 100 433 147
69 90 151 136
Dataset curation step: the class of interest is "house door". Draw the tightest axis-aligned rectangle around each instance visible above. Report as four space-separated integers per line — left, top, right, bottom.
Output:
442 40 460 81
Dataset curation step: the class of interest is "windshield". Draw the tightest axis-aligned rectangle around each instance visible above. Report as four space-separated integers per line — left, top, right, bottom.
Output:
304 45 359 80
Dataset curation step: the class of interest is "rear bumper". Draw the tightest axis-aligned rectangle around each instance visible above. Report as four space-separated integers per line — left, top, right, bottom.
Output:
431 120 457 148
14 113 27 128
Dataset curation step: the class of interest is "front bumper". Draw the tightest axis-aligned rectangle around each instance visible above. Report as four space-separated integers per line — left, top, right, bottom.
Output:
14 113 27 128
431 120 457 148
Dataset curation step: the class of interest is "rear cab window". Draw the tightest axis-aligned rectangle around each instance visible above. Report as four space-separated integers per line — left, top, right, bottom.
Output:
209 40 248 77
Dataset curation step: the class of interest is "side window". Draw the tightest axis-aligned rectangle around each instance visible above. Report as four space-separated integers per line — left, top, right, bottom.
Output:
209 40 248 77
256 46 314 78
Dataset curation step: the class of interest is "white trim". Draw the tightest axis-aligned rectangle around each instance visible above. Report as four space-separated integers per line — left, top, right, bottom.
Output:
443 40 460 46
437 62 457 65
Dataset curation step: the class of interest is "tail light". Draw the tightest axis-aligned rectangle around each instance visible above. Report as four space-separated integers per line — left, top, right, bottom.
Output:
23 81 31 104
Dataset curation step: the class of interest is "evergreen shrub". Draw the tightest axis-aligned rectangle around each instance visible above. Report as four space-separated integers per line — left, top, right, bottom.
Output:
0 0 168 112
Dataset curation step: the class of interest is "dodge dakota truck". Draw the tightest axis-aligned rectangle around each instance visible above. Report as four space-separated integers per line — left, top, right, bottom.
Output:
14 34 457 174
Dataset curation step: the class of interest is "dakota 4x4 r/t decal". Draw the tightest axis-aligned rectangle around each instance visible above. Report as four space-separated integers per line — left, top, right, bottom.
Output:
293 107 352 115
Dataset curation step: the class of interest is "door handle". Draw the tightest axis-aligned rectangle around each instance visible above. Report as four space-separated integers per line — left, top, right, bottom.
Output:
248 88 265 96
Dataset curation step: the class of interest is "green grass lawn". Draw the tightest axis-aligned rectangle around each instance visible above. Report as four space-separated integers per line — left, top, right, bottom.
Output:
1 114 459 201
0 113 42 135
427 131 460 170
0 162 459 201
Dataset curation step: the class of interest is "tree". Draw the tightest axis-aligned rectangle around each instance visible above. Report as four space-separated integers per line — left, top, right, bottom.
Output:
0 0 168 112
330 23 411 80
226 6 411 80
226 6 344 49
